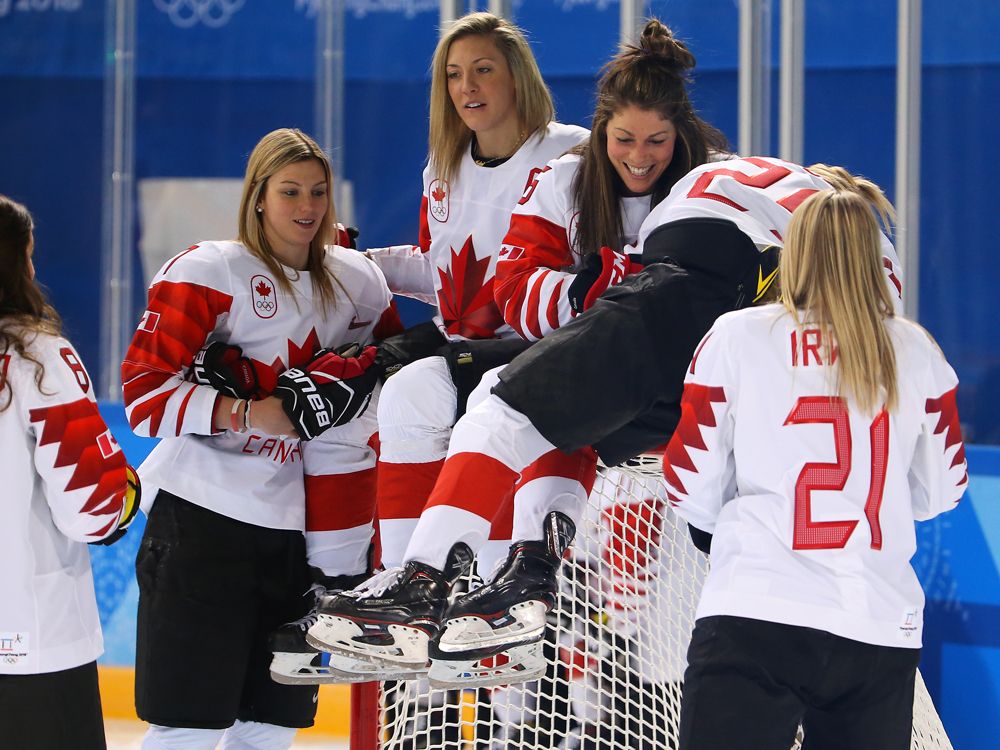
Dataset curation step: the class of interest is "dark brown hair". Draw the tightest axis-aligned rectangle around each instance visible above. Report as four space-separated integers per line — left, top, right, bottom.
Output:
572 19 729 256
0 195 62 410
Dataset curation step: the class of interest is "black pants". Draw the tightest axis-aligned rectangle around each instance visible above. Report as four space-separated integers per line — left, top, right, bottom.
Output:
135 492 317 729
0 661 106 750
680 616 921 750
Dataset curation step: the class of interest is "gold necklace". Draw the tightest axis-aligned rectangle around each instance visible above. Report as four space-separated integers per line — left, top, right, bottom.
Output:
472 131 527 167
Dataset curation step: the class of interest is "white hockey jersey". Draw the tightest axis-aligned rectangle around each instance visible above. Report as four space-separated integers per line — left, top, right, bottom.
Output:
1 331 131 674
367 122 588 341
495 152 652 341
636 157 905 311
665 305 968 648
122 241 393 531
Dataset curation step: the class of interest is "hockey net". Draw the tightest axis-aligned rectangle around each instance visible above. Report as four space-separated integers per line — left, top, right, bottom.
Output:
356 457 953 750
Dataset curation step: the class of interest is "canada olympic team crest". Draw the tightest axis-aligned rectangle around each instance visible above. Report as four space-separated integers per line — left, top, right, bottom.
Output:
251 275 278 319
429 178 449 223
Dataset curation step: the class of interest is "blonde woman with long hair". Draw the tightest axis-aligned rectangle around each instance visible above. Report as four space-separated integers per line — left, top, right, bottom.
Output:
666 186 967 749
122 127 395 749
361 12 587 574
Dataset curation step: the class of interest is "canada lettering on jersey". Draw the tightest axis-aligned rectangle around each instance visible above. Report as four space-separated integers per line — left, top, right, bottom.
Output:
241 435 302 464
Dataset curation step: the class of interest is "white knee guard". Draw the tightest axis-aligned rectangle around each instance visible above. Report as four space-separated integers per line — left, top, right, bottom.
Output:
377 356 458 463
141 724 224 750
466 364 506 412
218 720 298 750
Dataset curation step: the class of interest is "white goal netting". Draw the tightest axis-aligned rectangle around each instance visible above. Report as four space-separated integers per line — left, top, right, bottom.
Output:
365 458 952 750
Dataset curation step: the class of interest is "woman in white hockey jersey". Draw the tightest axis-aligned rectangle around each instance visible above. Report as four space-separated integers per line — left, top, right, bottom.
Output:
121 128 394 750
495 18 728 340
667 187 967 750
364 11 588 571
0 195 139 750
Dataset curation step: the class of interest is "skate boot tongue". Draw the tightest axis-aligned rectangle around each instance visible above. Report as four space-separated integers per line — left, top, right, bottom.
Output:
442 542 475 584
544 510 576 558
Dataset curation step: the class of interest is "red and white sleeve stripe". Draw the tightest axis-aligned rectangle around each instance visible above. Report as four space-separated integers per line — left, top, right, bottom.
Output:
121 278 232 438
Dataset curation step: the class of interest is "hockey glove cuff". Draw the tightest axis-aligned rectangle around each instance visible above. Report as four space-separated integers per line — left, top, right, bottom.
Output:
567 246 642 314
335 223 361 250
91 464 141 546
190 341 275 399
274 344 379 441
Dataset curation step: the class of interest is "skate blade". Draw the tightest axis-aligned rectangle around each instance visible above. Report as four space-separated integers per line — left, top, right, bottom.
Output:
427 643 546 689
434 600 547 656
306 616 430 669
269 651 426 685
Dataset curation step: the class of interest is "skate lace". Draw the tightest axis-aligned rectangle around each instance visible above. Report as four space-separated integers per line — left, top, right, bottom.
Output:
348 566 405 600
468 557 506 591
288 583 326 632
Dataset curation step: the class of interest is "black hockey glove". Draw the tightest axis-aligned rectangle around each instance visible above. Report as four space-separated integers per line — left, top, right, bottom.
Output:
190 341 273 399
91 465 141 546
373 320 447 381
335 223 361 250
567 246 642 314
274 343 379 441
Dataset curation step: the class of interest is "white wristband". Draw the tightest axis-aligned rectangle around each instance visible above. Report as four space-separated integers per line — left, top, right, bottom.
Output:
230 399 247 433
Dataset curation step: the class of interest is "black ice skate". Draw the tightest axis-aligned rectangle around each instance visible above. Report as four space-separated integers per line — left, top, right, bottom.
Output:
269 569 399 685
428 511 575 688
305 544 474 671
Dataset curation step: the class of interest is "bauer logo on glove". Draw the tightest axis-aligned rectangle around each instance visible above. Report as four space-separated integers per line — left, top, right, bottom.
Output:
189 341 276 399
275 344 379 441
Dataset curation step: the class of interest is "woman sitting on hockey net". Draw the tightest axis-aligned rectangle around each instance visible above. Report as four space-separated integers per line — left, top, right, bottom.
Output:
666 185 966 750
305 157 905 688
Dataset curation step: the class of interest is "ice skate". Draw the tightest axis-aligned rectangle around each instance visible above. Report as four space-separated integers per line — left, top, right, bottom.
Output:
427 511 574 687
306 543 474 671
427 641 547 689
269 570 382 685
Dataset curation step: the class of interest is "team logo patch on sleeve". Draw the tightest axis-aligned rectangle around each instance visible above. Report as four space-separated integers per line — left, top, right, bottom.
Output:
138 310 160 333
251 275 278 319
429 179 449 223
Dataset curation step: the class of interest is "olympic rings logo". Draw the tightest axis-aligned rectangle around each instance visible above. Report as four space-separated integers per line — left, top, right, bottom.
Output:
256 300 275 312
153 0 246 29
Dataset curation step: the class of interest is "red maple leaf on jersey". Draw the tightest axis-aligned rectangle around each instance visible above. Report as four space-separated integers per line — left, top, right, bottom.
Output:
436 236 504 339
255 280 272 297
276 328 322 371
432 185 446 203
